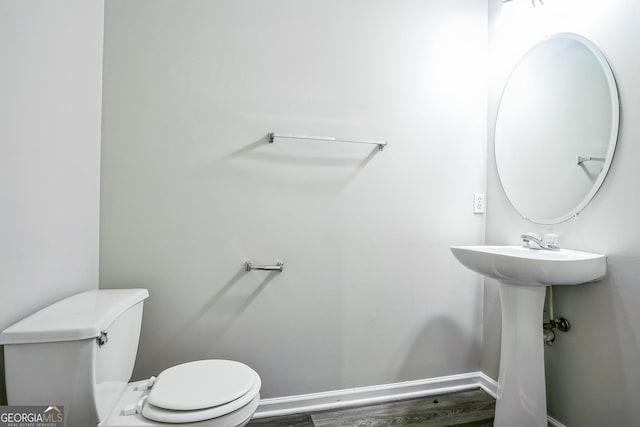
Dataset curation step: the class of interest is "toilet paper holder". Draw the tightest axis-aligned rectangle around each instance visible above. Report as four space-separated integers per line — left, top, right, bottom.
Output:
245 261 284 272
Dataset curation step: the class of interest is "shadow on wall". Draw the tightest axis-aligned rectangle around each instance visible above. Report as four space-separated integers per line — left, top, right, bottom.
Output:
396 315 480 381
482 280 501 379
0 346 6 404
148 266 277 368
225 134 381 167
545 255 639 425
211 134 382 194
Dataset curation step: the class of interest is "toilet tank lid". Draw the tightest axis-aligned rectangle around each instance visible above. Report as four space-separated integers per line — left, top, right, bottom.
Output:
0 289 149 345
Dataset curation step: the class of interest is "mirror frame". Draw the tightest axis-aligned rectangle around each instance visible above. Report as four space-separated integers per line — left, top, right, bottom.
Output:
495 33 620 224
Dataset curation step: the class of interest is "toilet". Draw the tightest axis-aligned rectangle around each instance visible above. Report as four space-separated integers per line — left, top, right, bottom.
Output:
0 289 261 427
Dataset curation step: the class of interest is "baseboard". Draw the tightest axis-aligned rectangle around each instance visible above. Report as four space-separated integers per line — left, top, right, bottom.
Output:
475 371 498 398
547 415 568 427
470 373 568 427
254 371 495 419
255 372 567 426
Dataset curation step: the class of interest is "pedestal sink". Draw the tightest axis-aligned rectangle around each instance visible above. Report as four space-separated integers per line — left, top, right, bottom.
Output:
450 245 606 427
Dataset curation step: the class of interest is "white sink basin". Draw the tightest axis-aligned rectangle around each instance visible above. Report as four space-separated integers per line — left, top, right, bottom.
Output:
450 245 606 287
450 244 607 427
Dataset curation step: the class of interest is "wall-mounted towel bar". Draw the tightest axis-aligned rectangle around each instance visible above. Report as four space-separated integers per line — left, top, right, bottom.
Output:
268 132 387 151
577 155 605 165
245 261 284 272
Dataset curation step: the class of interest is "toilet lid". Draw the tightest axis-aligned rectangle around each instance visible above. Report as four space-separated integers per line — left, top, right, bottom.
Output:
147 360 258 411
141 375 261 424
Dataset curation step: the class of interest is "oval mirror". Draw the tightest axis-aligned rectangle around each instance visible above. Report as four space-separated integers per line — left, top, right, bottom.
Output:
495 33 619 224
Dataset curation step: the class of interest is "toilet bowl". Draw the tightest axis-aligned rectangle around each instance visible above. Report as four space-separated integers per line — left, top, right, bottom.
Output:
101 360 262 427
0 289 261 427
103 382 260 427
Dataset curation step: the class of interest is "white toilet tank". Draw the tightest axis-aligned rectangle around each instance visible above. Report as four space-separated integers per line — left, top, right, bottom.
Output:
0 289 149 427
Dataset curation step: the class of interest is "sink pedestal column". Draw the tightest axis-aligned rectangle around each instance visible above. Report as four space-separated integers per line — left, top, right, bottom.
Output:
495 282 547 427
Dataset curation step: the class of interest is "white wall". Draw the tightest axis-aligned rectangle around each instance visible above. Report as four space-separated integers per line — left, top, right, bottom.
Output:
486 0 640 425
100 0 488 398
0 0 105 403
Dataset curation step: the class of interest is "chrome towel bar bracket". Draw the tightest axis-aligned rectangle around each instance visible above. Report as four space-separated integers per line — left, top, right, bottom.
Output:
245 261 284 272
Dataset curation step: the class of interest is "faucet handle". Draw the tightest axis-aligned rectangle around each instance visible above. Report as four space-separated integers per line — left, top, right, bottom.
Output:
521 232 542 249
543 233 559 249
521 232 541 240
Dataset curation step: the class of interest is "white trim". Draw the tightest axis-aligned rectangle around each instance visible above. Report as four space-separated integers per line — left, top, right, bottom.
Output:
255 372 565 426
254 371 495 419
475 371 498 399
547 415 568 427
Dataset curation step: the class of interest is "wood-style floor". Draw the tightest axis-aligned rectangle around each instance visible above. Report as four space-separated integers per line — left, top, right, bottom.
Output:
247 388 495 427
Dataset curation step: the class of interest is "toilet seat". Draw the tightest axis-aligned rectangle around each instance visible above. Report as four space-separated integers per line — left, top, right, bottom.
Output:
149 360 257 410
140 360 261 424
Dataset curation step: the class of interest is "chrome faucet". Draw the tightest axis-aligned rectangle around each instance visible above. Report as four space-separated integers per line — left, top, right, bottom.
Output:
520 233 559 251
